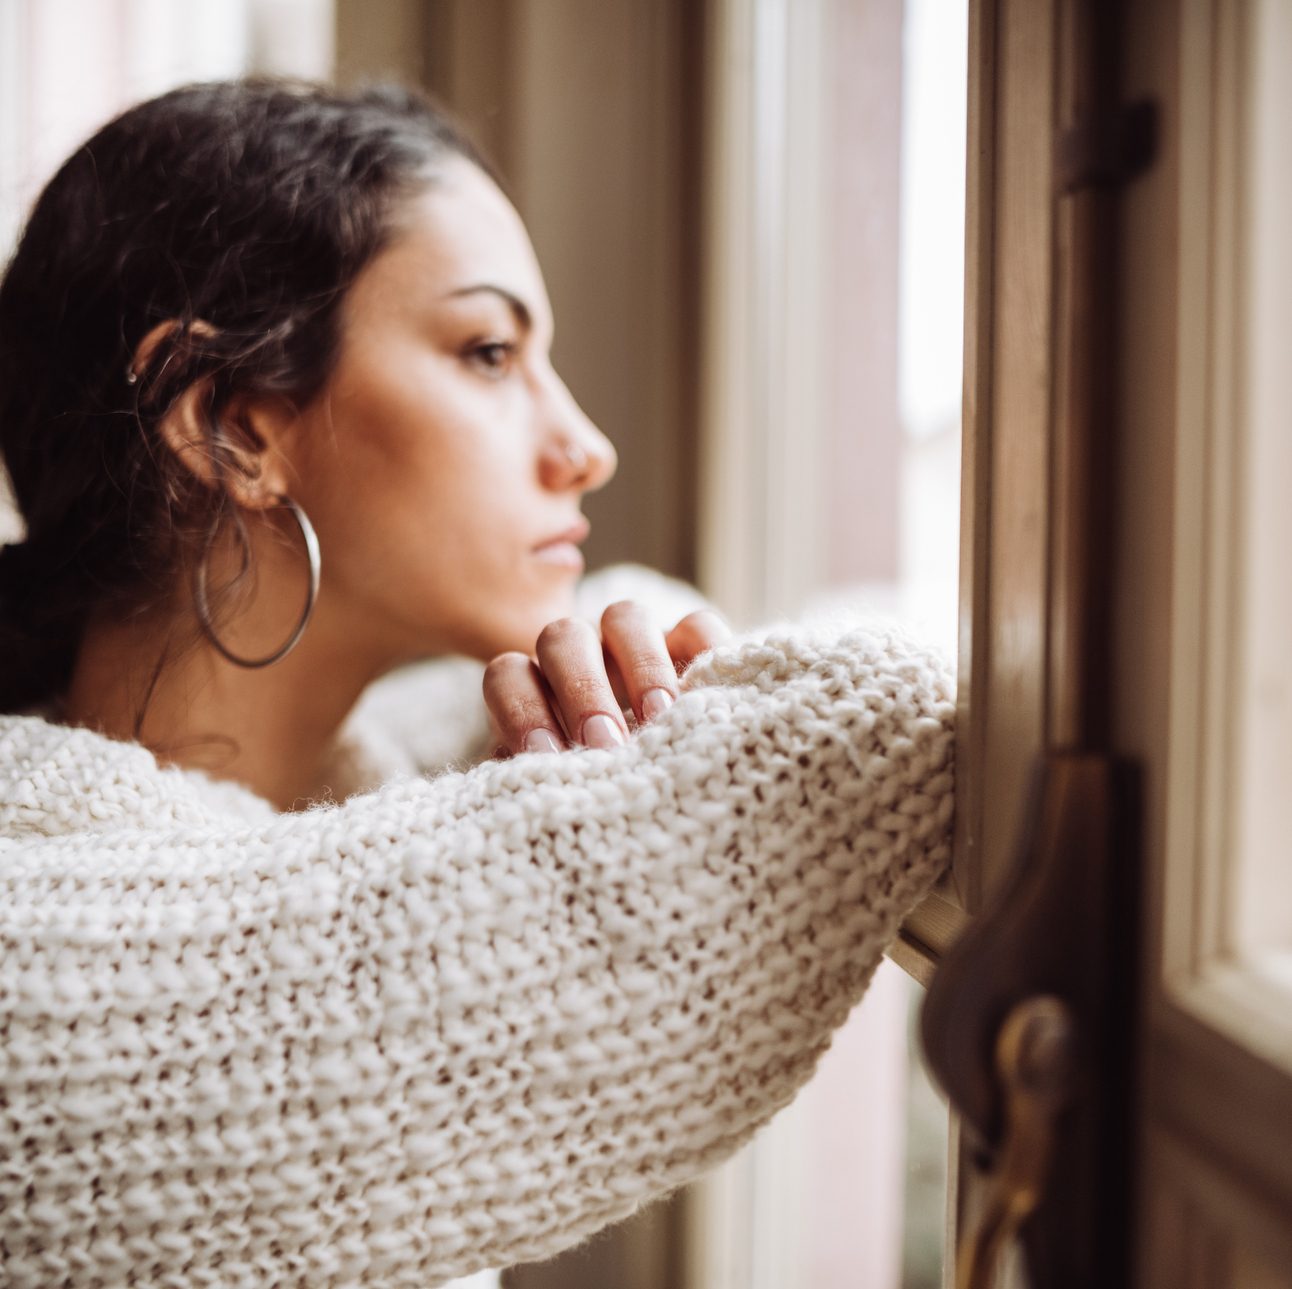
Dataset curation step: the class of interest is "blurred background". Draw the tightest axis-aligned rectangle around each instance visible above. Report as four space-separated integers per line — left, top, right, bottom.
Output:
0 1 966 1284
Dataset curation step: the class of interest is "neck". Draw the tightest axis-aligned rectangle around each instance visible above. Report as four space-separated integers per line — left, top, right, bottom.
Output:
63 585 399 813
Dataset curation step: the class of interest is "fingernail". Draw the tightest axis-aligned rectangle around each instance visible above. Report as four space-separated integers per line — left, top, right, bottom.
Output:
582 714 626 749
641 688 675 722
525 728 563 754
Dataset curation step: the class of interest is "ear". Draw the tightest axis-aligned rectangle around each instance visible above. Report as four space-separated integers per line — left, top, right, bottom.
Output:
133 320 298 509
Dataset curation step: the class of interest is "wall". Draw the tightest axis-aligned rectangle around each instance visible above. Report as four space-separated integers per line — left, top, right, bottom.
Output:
336 0 705 586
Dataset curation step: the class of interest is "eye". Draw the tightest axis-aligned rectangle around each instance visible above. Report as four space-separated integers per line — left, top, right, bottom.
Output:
465 339 519 379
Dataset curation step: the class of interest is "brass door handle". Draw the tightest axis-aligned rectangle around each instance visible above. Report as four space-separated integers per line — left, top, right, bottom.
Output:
957 997 1077 1289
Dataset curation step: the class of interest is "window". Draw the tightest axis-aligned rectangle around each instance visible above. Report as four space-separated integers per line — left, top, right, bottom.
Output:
0 0 334 259
694 2 967 1283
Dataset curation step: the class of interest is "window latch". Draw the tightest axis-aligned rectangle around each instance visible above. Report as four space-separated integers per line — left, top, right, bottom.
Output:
955 995 1076 1289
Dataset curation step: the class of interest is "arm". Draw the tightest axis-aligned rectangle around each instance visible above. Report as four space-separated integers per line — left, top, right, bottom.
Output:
0 622 953 1287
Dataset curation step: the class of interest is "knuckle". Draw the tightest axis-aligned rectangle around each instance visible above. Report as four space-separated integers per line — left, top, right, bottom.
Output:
681 607 726 628
500 697 547 731
482 681 551 737
482 660 541 719
679 609 730 641
482 651 533 687
622 646 673 680
601 599 646 626
561 674 614 711
536 616 594 650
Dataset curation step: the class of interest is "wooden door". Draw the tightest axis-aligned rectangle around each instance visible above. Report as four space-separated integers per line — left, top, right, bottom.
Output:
919 0 1292 1283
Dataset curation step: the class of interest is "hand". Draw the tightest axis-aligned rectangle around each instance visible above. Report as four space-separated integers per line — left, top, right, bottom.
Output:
483 601 732 757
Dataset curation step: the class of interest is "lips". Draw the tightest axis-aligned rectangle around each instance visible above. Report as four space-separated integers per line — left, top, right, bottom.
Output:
532 517 590 573
533 517 591 551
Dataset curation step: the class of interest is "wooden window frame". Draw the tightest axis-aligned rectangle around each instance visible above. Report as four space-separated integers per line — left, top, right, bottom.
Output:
1135 0 1292 1273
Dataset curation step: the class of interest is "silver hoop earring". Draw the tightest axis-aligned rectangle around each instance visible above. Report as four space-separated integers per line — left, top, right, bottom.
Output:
194 495 321 669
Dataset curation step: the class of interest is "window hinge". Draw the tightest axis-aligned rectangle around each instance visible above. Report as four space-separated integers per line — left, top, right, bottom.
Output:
1056 98 1159 194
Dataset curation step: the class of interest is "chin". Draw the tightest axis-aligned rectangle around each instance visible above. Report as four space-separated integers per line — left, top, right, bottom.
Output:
461 597 576 662
525 585 582 643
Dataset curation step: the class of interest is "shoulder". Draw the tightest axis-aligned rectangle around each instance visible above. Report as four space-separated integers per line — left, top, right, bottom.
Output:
0 712 276 842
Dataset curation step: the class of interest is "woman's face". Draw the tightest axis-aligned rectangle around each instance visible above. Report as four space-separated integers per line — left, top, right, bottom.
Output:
287 158 617 666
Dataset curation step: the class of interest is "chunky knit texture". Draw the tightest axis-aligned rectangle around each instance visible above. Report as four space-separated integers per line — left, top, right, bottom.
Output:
0 569 954 1287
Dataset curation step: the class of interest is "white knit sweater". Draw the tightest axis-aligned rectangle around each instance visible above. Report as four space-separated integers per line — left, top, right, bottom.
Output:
0 566 955 1287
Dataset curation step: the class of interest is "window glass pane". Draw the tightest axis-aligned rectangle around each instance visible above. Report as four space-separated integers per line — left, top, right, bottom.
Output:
804 0 965 659
727 0 966 1281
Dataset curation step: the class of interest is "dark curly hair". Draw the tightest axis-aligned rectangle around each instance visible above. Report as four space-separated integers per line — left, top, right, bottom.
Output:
0 78 488 713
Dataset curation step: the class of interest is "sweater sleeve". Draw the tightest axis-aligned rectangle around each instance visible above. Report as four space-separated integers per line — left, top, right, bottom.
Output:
0 621 954 1288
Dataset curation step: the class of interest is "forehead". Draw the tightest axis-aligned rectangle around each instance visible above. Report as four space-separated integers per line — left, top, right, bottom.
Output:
347 160 551 325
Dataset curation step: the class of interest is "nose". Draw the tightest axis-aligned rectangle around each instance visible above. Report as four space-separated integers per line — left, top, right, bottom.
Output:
538 374 618 494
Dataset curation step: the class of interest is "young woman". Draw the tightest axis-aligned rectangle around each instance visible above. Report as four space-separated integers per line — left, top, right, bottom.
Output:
0 80 955 1286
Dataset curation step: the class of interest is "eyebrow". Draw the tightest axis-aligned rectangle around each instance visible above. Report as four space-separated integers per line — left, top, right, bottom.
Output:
441 284 534 331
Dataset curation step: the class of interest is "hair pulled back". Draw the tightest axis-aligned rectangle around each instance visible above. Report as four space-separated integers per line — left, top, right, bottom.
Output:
0 78 485 713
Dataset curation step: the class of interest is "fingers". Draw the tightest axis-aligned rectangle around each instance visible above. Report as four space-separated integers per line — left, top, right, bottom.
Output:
599 600 680 726
483 601 733 758
483 628 629 758
482 652 567 758
665 609 732 671
534 616 631 749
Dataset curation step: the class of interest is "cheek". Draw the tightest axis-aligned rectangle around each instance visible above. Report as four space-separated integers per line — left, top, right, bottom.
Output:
297 381 537 609
329 435 502 588
306 353 495 532
288 348 572 657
